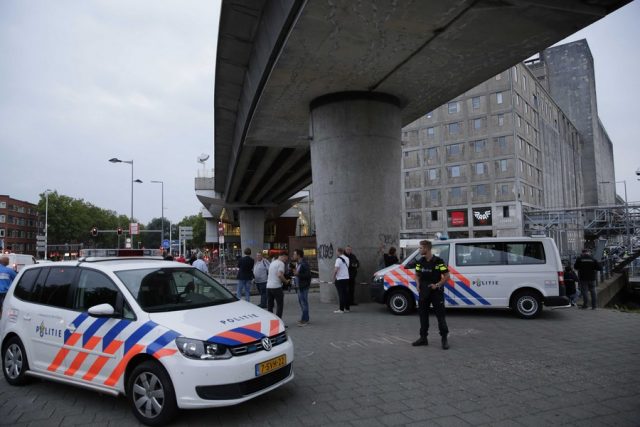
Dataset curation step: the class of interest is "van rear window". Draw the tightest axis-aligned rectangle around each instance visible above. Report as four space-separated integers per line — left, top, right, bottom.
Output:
456 242 546 266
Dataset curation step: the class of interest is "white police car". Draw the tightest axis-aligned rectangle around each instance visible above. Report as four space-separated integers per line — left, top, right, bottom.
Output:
0 254 294 425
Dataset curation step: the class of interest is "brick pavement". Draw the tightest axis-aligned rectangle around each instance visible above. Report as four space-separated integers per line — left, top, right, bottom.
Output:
1 289 639 426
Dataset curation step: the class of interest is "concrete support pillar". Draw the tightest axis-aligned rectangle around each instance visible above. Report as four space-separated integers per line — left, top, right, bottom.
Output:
310 92 401 303
239 208 265 255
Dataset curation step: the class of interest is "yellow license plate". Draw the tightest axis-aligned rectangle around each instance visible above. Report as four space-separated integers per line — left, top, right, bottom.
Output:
255 354 286 376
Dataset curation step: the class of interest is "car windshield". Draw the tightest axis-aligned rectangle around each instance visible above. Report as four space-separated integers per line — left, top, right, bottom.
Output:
115 267 236 312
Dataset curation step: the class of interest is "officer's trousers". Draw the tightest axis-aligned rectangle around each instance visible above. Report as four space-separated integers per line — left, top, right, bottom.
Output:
418 289 449 338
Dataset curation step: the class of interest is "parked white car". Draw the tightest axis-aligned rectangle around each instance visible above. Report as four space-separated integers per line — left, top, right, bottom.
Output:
1 255 294 425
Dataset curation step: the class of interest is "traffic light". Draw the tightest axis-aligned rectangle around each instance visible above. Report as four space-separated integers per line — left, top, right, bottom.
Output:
91 227 98 237
117 227 123 235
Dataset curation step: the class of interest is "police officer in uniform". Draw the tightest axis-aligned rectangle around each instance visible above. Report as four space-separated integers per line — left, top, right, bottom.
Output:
411 240 450 350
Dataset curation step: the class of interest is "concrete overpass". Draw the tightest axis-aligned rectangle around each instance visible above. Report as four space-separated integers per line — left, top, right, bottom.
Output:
207 0 630 301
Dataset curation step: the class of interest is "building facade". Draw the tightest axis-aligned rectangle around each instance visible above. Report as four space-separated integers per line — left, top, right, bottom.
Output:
0 195 40 255
400 55 586 248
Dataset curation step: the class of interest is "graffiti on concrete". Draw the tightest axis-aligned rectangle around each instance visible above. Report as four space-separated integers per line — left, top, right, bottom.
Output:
378 233 398 246
318 243 334 259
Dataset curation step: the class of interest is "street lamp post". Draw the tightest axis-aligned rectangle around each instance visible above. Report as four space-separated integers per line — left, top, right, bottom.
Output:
151 180 164 246
109 158 142 246
44 189 52 260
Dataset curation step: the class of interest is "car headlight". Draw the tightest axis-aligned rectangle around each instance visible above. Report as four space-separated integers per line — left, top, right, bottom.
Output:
175 337 232 360
373 275 384 284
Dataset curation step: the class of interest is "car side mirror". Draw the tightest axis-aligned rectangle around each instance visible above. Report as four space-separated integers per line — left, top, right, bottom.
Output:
88 303 115 317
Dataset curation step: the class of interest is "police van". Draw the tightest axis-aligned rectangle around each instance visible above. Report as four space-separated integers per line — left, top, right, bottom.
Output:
0 251 294 425
370 237 568 319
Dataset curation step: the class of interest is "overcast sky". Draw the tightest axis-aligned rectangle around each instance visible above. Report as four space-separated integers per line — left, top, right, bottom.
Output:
0 1 638 226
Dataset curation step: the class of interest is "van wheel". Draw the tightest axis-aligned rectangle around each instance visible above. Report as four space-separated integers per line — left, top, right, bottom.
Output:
2 336 30 385
512 290 542 319
387 289 414 315
127 360 178 426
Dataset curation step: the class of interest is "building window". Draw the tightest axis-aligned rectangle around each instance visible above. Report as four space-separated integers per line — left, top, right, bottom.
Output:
496 92 503 104
449 166 461 178
426 147 438 163
448 102 459 114
499 184 510 196
428 189 440 203
522 75 527 92
473 118 483 130
0 202 5 208
406 212 422 230
448 122 460 134
516 115 522 127
0 229 4 237
446 143 462 157
512 66 518 82
450 187 462 198
498 159 508 172
519 160 525 173
495 73 502 81
475 162 485 175
503 206 510 217
0 215 4 223
472 97 481 109
498 114 504 127
427 126 435 137
431 210 439 221
473 184 488 197
473 139 486 152
427 168 439 181
495 136 507 150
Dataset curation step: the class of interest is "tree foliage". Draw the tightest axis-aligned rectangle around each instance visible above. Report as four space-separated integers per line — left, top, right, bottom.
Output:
38 192 206 251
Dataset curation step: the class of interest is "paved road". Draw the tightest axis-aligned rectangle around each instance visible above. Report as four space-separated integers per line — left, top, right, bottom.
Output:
2 290 639 426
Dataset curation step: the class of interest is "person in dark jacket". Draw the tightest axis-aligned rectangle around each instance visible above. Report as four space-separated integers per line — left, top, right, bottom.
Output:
293 249 312 326
236 248 255 301
564 265 579 306
574 249 601 310
345 245 360 306
384 247 399 267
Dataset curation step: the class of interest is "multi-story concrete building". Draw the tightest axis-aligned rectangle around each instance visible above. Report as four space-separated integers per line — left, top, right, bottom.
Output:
530 39 616 206
0 195 40 255
399 42 604 250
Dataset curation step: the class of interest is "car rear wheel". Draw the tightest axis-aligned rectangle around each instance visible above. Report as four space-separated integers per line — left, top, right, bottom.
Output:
127 360 178 426
2 336 30 385
387 288 414 315
512 290 542 319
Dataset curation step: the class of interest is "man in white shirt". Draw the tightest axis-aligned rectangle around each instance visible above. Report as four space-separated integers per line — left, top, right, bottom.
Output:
192 253 209 274
333 247 350 313
266 253 289 318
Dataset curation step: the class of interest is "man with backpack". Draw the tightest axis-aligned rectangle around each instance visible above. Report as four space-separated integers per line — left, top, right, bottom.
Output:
293 249 312 326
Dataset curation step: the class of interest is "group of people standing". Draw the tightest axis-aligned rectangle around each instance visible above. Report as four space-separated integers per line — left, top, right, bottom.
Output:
236 248 312 326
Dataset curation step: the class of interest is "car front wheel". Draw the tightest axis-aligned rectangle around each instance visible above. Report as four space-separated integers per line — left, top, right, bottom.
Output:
387 288 414 315
127 360 178 426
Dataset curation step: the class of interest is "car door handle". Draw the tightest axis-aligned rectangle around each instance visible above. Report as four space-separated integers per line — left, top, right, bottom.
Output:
67 324 76 332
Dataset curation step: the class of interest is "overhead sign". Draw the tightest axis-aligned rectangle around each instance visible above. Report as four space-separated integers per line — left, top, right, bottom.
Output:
130 223 139 235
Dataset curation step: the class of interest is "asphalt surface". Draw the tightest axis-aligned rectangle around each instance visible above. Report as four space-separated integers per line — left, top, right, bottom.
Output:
1 289 639 426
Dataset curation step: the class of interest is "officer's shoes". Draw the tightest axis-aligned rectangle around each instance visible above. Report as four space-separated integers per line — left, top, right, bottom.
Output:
441 337 450 350
412 337 428 346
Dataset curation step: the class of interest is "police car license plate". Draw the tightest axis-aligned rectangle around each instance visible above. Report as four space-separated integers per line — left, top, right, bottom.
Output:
255 354 286 376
